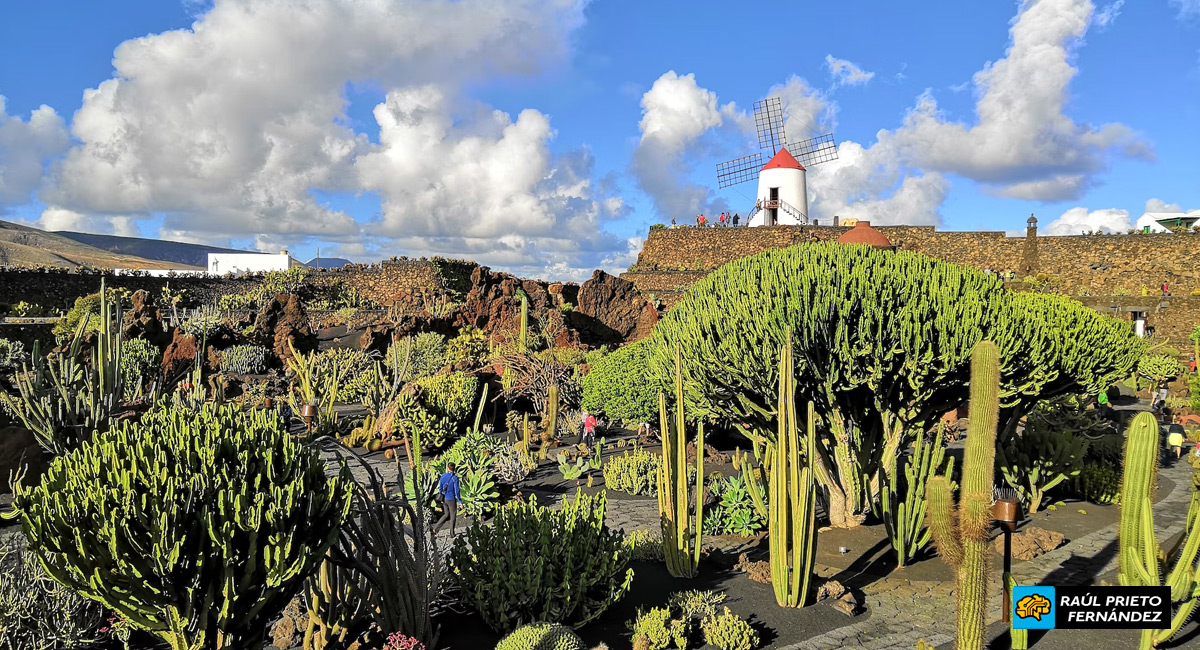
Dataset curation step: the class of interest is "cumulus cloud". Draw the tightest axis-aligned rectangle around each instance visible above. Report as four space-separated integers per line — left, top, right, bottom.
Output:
630 71 744 219
0 96 70 207
37 207 140 237
825 55 875 87
1146 198 1183 213
1041 206 1131 234
35 0 591 264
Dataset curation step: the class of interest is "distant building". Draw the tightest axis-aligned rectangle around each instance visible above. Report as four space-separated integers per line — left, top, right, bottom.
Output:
207 251 306 276
749 148 809 227
1141 211 1200 232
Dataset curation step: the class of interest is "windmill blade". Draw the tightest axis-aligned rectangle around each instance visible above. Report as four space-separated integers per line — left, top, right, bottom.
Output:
787 133 838 168
753 97 786 153
716 153 762 189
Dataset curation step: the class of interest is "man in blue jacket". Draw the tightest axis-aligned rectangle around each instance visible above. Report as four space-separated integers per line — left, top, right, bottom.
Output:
434 463 460 535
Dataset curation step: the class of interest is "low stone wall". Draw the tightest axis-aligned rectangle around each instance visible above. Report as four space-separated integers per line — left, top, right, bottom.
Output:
0 271 255 311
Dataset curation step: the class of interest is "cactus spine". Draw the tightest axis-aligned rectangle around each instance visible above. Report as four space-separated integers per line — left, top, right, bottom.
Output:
769 339 818 607
657 347 703 578
1117 411 1200 649
927 340 1001 650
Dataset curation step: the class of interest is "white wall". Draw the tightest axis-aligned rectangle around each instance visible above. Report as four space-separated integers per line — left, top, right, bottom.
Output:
750 166 808 227
208 252 291 275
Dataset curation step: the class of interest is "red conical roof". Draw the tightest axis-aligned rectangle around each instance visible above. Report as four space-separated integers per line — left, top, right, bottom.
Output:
762 147 805 171
837 221 892 247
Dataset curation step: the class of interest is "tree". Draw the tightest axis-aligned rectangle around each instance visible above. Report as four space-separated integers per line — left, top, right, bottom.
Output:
643 243 1142 527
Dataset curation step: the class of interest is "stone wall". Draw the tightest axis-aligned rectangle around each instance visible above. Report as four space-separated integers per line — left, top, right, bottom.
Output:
624 224 1200 304
0 270 256 311
308 259 448 307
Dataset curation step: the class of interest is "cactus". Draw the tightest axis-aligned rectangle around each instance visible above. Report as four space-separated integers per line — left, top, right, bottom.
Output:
523 413 532 452
997 423 1087 513
657 347 704 579
289 338 350 435
0 279 125 454
518 290 529 352
496 622 588 650
305 439 442 650
1007 573 1028 650
769 340 818 607
546 384 559 440
882 427 954 566
10 400 353 650
1117 411 1200 649
927 341 1001 650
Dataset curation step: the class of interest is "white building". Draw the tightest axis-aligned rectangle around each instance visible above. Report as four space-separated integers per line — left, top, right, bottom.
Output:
748 148 808 227
207 251 305 276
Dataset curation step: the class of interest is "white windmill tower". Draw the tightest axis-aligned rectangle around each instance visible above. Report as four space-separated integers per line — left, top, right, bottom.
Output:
715 97 838 226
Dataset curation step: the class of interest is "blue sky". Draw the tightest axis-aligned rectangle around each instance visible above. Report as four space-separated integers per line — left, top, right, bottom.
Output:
0 0 1197 278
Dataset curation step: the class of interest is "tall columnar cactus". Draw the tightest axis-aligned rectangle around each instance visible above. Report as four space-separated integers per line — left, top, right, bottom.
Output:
882 427 954 566
1117 411 1200 649
546 384 559 440
769 340 819 607
657 347 703 579
11 401 353 650
518 290 529 352
0 279 125 454
927 340 1001 650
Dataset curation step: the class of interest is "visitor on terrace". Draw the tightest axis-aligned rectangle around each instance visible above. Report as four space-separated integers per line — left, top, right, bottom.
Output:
671 216 676 228
719 212 727 226
697 214 706 227
732 213 740 226
434 463 461 535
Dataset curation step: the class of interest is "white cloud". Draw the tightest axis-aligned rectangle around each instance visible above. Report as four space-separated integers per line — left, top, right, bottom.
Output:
1171 0 1200 19
1041 206 1131 234
1093 0 1124 28
36 207 141 237
825 55 875 87
34 0 594 275
1146 198 1183 213
0 96 69 207
630 71 743 219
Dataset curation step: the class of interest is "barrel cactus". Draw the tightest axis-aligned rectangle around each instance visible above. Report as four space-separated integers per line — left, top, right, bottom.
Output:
10 400 353 650
495 623 588 650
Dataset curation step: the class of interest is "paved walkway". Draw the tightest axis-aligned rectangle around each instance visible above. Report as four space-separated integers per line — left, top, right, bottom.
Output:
778 458 1195 650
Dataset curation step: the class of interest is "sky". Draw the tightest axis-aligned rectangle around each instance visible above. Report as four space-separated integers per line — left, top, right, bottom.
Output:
0 0 1197 280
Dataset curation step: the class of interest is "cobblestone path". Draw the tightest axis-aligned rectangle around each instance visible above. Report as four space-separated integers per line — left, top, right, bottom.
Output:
779 458 1195 650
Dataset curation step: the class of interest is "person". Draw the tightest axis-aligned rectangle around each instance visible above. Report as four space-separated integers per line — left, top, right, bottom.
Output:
697 214 706 227
1191 355 1197 374
1158 379 1170 406
279 401 294 432
582 411 598 447
433 463 461 535
1163 282 1170 296
719 212 727 227
1168 425 1186 459
732 213 740 226
1095 389 1113 422
671 216 676 228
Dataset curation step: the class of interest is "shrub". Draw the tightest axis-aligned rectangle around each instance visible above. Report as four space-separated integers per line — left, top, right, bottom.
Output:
1076 462 1121 504
1084 434 1125 469
495 623 587 650
701 607 759 650
10 401 353 650
625 528 665 561
11 301 45 317
1138 354 1182 386
412 371 479 425
703 474 766 537
119 337 160 398
395 393 458 450
603 448 661 496
219 344 269 374
669 589 727 620
628 607 672 650
52 292 103 339
303 348 376 402
178 305 224 339
997 424 1088 513
0 337 27 374
581 341 658 425
450 490 634 632
0 533 103 650
446 326 488 367
387 332 448 383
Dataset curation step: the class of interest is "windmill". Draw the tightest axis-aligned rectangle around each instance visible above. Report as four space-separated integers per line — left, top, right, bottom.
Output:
715 97 837 226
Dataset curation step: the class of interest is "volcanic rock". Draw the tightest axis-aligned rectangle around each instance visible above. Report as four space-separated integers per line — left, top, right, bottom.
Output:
574 270 657 345
121 289 170 349
252 294 317 363
993 526 1066 561
161 329 200 380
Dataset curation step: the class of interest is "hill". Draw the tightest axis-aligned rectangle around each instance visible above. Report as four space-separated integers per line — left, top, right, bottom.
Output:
307 257 353 269
53 230 246 268
0 219 200 270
